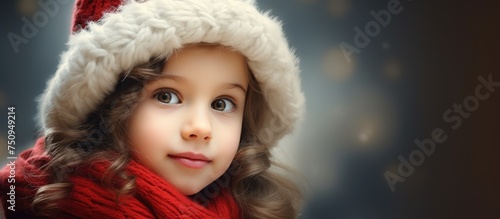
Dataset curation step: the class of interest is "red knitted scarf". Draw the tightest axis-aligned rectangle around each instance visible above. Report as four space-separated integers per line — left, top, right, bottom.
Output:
1 138 240 218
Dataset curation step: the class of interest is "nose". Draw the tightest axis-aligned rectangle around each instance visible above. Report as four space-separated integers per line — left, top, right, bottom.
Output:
181 106 212 142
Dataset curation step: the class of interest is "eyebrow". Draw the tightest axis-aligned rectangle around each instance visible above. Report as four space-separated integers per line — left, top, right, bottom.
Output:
155 74 247 94
156 74 185 83
224 83 247 94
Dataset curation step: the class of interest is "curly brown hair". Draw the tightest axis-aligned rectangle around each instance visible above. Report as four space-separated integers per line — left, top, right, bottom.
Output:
33 44 302 218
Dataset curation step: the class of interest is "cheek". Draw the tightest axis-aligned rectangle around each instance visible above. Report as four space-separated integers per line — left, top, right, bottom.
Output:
128 108 172 152
216 119 243 159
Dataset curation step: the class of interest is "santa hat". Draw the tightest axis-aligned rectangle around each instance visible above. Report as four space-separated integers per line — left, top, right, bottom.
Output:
38 0 304 147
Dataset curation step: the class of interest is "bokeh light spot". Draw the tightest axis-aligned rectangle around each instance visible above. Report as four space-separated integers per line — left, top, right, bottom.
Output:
328 0 350 17
17 0 39 16
358 121 375 144
341 88 399 150
385 59 402 80
382 41 390 50
323 48 355 82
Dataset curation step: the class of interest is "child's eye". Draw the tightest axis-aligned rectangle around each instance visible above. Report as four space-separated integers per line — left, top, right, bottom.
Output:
155 90 181 104
211 98 235 112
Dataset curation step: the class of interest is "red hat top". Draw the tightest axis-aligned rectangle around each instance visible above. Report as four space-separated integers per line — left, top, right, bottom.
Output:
71 0 123 33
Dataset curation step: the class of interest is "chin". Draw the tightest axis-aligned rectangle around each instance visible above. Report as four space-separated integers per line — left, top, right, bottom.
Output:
177 183 205 196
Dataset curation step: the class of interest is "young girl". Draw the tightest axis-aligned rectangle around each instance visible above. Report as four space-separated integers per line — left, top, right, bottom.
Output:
0 0 305 218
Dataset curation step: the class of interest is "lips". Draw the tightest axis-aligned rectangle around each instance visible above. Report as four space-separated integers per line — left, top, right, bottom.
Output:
168 152 211 169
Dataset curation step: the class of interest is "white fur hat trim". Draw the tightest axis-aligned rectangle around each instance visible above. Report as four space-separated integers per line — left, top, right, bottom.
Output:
38 0 305 147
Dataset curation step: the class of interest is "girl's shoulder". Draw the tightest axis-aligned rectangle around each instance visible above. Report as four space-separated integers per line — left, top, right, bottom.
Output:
0 138 50 218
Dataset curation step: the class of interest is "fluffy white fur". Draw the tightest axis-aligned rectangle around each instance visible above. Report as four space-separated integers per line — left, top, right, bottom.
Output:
38 0 304 147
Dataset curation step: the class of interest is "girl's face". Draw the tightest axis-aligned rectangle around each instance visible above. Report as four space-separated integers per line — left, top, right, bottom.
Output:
128 45 248 195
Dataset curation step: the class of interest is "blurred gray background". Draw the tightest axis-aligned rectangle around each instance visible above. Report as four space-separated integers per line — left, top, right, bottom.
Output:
1 0 499 218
